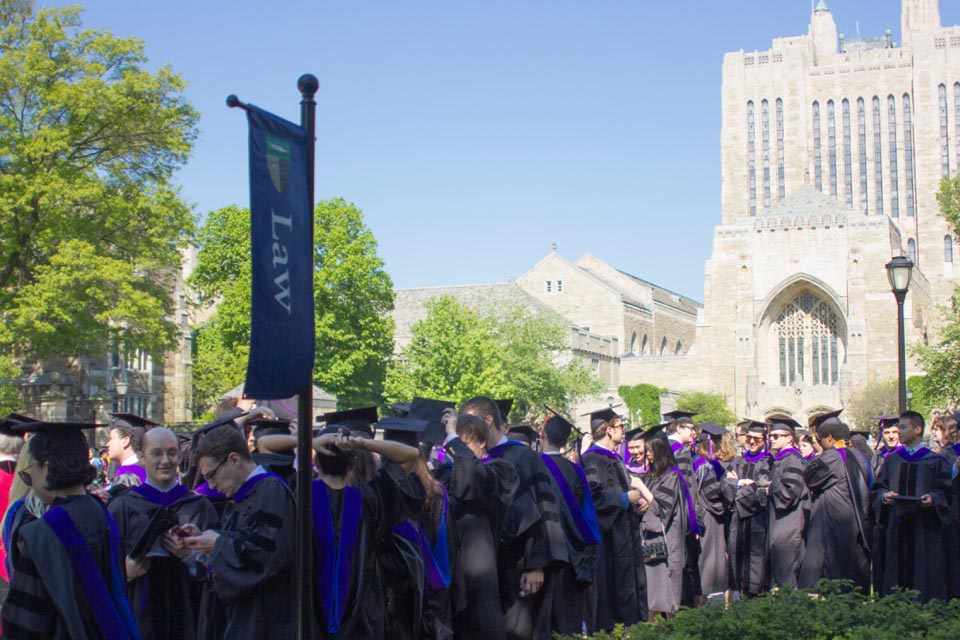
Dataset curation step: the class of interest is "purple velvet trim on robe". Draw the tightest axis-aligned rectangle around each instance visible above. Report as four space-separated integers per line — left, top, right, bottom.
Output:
952 443 960 457
193 481 226 499
743 450 773 463
882 445 905 458
670 466 701 535
583 445 620 462
43 505 140 640
670 440 687 456
836 448 847 463
540 454 601 544
482 440 526 462
233 472 284 503
775 447 803 461
132 483 190 507
694 456 725 481
115 463 147 483
313 483 362 633
894 446 933 463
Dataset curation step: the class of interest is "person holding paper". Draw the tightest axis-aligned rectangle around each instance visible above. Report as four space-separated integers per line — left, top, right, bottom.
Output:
108 427 218 639
872 411 953 601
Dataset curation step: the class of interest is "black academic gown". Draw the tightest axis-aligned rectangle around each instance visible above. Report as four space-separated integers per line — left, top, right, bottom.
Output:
200 472 295 640
722 451 773 596
669 440 701 605
538 452 597 637
939 443 960 597
871 447 953 602
799 447 872 593
767 448 809 588
488 442 567 640
1 493 138 640
108 484 218 640
445 438 519 640
644 470 688 613
693 457 729 595
314 463 425 640
870 445 903 593
582 446 647 631
418 480 459 640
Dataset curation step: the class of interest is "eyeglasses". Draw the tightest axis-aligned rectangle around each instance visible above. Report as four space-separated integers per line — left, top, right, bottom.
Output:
202 457 229 483
744 436 765 443
769 433 791 440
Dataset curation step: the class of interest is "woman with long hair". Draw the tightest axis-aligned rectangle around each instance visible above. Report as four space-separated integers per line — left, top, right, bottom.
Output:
640 435 689 618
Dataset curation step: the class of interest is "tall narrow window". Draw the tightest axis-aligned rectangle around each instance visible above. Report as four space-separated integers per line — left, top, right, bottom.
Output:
748 101 757 216
940 84 950 176
557 280 563 292
813 101 822 192
858 98 868 213
843 99 853 206
908 238 917 264
828 100 838 197
546 280 552 292
956 83 960 171
777 294 841 387
762 99 771 207
945 235 953 263
874 97 884 215
776 98 785 200
904 94 915 218
888 96 899 218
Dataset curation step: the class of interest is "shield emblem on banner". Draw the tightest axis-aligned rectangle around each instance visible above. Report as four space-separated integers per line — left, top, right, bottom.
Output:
265 134 291 194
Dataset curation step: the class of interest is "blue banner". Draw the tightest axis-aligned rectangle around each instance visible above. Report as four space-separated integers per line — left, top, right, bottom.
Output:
244 105 315 399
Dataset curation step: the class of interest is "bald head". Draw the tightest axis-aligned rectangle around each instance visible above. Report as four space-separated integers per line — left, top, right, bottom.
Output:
141 427 181 488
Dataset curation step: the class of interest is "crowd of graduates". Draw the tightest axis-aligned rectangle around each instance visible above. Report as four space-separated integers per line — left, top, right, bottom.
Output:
0 397 956 639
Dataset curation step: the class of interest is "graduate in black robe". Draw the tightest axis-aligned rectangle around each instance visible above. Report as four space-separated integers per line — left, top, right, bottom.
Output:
664 411 703 606
869 414 903 594
108 428 218 640
311 422 425 640
181 425 295 639
443 410 519 640
932 411 960 597
871 411 953 602
722 420 773 597
692 423 732 597
766 418 809 588
538 412 599 637
799 412 872 593
1 421 140 640
581 412 647 630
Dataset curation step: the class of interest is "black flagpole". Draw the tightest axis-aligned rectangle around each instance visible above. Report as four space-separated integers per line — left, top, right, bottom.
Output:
296 73 318 640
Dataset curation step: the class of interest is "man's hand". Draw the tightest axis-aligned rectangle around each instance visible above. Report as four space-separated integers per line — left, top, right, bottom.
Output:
520 570 544 596
125 556 150 581
184 530 220 555
920 494 933 508
726 470 739 480
738 478 755 487
162 531 190 559
637 497 650 513
627 489 642 505
883 491 897 505
441 408 458 436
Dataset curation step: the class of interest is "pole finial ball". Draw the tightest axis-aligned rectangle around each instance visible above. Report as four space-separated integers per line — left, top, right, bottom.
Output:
226 94 240 108
297 74 319 97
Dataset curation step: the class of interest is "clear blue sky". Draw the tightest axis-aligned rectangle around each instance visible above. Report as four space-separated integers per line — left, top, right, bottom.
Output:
43 1 960 301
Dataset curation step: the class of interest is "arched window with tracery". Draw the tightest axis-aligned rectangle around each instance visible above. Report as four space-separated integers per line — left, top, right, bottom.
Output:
776 293 841 387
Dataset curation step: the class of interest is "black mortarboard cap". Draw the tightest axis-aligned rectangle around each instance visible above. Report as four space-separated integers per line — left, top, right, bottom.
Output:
0 413 37 432
10 420 100 436
850 430 871 438
624 426 647 442
809 409 843 430
697 422 728 437
639 422 669 441
407 398 455 447
495 399 514 423
873 414 900 429
322 406 379 439
248 417 292 437
663 410 697 424
543 407 580 443
377 417 428 448
109 412 162 429
744 420 769 435
581 407 622 424
389 402 411 418
194 408 247 436
508 425 540 445
768 417 802 434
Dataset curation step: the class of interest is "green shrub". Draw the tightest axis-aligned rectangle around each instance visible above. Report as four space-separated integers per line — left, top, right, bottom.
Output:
565 581 960 640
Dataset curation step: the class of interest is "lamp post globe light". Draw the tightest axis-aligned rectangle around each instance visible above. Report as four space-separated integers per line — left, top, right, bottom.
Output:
885 255 914 413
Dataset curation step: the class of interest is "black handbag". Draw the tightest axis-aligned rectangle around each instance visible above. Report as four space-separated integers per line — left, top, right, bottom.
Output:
641 521 668 564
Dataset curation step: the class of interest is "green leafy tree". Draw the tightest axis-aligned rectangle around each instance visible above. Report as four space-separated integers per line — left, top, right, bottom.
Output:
190 199 395 410
0 354 20 414
0 1 198 359
618 383 662 426
847 378 898 430
674 391 737 426
384 295 603 419
906 374 941 418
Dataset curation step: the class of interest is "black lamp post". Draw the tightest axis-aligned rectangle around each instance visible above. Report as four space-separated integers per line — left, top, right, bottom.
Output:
886 255 914 413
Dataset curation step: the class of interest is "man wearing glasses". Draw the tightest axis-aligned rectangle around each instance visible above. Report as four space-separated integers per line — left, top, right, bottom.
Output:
179 425 295 639
723 420 773 598
663 410 702 608
766 418 809 588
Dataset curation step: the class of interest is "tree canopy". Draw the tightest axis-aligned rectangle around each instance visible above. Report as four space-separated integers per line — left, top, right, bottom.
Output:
0 1 198 360
384 294 603 420
618 383 662 427
674 390 737 427
190 199 395 411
